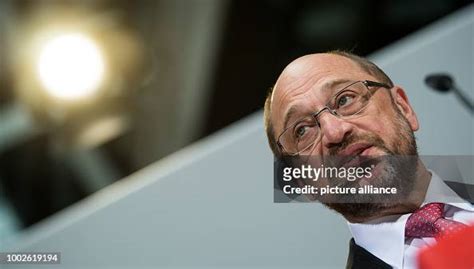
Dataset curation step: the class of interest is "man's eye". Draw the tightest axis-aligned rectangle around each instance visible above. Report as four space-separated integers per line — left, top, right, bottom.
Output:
337 94 355 107
295 126 309 138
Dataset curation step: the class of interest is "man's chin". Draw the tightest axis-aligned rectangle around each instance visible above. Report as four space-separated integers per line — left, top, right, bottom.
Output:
357 159 387 184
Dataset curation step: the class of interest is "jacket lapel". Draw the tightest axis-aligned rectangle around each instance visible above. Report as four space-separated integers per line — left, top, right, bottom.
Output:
346 238 392 269
444 181 474 204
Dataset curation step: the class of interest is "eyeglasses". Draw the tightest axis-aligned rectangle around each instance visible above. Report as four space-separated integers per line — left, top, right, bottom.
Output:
277 80 391 155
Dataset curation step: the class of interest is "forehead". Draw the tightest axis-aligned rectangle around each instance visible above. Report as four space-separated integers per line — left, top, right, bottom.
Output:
270 54 374 133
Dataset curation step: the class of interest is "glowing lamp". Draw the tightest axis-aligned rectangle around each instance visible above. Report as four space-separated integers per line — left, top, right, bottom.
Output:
37 33 105 100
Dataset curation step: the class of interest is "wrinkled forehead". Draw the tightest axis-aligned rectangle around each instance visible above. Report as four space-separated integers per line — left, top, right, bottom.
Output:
270 54 373 133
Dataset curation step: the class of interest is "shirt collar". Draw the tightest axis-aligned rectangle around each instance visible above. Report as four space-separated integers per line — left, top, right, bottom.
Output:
424 170 474 212
347 170 474 269
348 214 408 269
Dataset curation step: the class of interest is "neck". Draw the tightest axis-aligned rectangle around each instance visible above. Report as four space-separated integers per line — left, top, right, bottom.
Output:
345 161 432 223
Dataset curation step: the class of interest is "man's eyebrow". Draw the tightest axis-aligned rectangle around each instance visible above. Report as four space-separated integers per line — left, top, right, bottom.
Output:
281 78 353 132
321 78 353 91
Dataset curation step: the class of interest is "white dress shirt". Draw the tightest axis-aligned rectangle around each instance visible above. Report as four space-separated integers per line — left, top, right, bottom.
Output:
348 171 474 269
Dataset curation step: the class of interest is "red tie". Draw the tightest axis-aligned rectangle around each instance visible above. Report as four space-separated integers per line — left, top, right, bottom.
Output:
405 203 467 238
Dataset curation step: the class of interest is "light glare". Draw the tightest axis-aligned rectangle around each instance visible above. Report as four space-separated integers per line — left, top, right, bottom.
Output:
37 33 105 100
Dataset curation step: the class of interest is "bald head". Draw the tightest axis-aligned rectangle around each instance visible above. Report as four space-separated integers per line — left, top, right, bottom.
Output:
272 53 363 100
264 51 394 156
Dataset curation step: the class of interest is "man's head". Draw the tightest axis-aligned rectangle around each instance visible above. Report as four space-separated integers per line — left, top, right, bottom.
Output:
265 51 423 221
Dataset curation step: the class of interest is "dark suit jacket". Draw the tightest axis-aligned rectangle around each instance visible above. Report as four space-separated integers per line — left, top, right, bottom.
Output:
346 181 474 269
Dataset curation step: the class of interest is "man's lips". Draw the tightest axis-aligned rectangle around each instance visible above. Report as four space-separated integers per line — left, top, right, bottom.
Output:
338 143 372 157
360 146 376 157
335 143 374 168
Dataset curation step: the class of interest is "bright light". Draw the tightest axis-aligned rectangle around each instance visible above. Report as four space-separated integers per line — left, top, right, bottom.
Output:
37 33 105 100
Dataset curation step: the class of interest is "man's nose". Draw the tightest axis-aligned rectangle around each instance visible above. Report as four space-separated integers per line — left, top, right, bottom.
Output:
317 112 353 148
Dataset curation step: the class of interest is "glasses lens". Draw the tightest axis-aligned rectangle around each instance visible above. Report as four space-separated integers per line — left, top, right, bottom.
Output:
278 81 375 155
331 82 370 116
280 115 319 154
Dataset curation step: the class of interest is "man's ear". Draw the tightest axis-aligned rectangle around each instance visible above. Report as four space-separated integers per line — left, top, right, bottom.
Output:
390 86 419 131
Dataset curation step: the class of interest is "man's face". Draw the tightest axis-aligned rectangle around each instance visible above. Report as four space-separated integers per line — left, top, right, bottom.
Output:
270 54 420 219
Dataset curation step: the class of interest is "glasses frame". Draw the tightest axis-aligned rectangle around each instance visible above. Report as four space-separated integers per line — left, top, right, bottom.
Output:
277 80 391 156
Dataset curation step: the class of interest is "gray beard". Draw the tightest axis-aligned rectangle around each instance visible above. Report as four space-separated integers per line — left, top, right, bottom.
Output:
324 155 418 219
322 112 419 220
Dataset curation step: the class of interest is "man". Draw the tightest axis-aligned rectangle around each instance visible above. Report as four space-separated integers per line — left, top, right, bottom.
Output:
263 51 474 268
